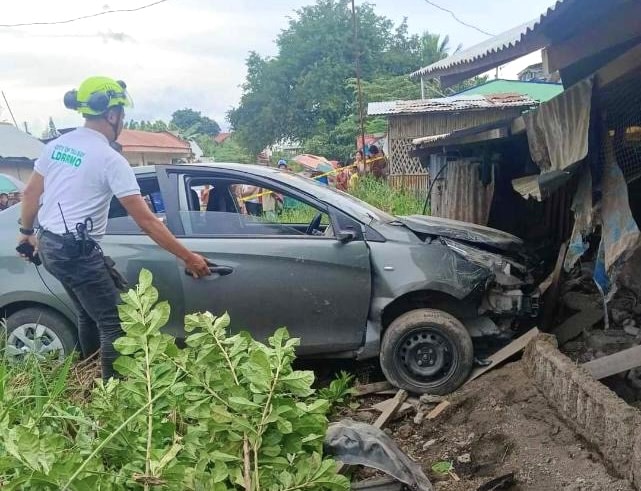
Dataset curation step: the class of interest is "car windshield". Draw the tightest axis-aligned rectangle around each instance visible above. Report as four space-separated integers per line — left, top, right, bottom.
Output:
274 171 398 224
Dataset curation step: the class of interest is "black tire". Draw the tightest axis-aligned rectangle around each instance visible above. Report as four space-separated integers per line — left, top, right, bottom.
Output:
380 308 474 395
4 307 77 361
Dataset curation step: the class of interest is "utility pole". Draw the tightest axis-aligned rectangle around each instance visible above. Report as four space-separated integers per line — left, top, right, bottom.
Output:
1 91 18 128
351 0 366 155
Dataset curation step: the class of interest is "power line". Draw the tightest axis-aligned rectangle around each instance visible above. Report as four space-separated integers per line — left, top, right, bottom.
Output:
422 0 495 37
0 0 171 28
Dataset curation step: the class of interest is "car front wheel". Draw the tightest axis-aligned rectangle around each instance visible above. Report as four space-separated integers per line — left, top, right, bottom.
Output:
380 308 474 395
4 308 77 362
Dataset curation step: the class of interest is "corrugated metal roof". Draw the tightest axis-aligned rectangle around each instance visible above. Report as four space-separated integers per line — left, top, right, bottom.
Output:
0 123 44 161
367 93 535 116
411 18 542 78
410 0 585 85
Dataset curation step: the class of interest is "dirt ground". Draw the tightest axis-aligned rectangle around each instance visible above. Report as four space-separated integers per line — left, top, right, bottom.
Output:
345 361 634 491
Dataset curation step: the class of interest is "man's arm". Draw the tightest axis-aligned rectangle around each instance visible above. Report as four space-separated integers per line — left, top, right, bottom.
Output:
119 194 210 278
20 172 44 230
18 172 45 250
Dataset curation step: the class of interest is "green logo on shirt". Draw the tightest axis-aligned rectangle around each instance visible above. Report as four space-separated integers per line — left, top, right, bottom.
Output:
51 144 85 167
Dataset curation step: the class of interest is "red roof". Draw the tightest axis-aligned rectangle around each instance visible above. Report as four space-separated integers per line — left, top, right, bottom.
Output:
214 132 232 144
117 130 191 154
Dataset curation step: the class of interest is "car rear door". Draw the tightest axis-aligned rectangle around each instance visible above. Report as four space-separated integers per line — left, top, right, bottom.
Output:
156 164 372 356
101 174 186 337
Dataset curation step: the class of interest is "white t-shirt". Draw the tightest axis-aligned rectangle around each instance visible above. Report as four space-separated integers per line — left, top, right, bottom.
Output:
35 127 140 240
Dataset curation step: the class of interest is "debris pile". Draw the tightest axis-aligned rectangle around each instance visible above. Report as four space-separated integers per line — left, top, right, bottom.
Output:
551 262 641 404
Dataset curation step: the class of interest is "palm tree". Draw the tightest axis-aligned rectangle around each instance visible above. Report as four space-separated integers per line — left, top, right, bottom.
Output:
420 31 462 66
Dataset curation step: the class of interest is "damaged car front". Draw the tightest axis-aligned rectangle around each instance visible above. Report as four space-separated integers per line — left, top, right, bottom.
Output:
367 214 540 395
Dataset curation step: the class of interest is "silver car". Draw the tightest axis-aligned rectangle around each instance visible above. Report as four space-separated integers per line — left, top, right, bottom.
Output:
0 164 539 394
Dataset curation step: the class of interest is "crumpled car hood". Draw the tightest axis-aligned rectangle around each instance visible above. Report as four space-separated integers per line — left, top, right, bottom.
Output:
398 215 523 252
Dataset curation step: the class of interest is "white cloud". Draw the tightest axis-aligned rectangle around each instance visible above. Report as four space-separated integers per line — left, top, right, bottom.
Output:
0 0 557 136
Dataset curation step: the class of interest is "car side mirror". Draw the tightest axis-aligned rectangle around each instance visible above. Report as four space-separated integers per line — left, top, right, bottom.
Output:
337 229 356 244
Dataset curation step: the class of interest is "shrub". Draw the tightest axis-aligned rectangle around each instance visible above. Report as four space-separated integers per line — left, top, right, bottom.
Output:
0 270 348 491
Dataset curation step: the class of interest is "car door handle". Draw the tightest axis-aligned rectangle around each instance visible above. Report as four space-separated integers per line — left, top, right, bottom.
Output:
209 265 234 276
184 265 234 276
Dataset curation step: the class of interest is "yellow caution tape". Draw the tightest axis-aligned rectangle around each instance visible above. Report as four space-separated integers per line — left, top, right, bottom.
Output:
239 164 358 202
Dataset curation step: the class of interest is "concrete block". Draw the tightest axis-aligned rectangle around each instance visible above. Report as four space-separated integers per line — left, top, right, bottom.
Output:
524 334 641 488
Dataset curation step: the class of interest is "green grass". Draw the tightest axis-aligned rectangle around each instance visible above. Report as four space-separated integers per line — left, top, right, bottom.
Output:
351 175 424 216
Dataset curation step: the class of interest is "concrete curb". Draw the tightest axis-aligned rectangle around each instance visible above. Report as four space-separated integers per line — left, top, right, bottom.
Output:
523 334 641 488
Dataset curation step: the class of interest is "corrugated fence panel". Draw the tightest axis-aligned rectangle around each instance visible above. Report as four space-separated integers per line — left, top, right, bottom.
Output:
432 160 495 225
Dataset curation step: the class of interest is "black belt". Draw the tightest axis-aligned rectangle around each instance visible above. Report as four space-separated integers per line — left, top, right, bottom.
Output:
39 229 98 257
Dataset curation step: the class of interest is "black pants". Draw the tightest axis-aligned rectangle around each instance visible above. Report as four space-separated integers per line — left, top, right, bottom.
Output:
245 202 263 216
38 232 124 380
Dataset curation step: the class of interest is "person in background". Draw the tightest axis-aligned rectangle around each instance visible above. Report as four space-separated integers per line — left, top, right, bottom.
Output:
200 185 211 210
336 163 349 192
368 144 388 179
277 159 289 171
355 149 365 174
0 193 9 211
239 183 263 215
348 165 360 191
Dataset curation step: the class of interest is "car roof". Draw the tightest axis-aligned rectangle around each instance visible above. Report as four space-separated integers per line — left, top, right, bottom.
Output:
133 162 279 178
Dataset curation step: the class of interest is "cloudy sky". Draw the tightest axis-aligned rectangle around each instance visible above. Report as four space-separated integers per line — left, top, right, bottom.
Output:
0 0 555 136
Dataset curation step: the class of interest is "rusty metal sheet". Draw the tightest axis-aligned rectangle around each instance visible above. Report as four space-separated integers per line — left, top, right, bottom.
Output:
367 94 535 116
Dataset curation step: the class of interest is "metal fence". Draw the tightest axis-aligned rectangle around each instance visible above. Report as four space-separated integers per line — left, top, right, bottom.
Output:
600 71 641 183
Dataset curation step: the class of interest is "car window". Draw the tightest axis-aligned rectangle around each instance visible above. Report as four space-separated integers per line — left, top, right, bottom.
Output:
179 177 333 237
106 177 165 235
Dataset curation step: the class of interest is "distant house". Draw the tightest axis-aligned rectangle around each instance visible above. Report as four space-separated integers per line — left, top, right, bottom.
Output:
517 62 561 83
213 132 232 144
117 129 192 166
367 94 536 177
0 122 44 182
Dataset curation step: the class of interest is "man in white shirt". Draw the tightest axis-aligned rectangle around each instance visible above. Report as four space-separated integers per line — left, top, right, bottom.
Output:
17 76 210 379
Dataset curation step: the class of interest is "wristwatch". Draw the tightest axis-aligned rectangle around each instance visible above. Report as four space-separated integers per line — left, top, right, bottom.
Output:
19 227 35 236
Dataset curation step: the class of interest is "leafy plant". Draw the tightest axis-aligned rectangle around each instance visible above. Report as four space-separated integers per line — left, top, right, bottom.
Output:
0 270 349 490
318 371 355 409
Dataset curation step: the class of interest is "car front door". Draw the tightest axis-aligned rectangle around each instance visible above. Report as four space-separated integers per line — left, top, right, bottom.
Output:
157 165 372 355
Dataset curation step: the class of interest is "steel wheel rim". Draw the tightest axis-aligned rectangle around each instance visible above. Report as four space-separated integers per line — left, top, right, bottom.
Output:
6 323 65 361
394 326 458 389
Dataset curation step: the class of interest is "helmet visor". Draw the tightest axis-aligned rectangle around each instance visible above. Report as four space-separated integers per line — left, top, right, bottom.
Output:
112 88 134 109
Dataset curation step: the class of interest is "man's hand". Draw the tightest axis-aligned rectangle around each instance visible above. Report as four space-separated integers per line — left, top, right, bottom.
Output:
17 234 40 264
185 252 210 278
17 234 38 255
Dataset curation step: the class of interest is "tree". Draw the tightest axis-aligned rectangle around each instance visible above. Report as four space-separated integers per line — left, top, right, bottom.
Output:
229 0 467 160
229 0 393 156
171 108 221 137
419 31 461 67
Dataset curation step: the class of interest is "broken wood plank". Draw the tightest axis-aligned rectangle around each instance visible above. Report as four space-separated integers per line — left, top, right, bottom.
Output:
552 308 603 346
351 477 403 491
373 389 408 429
354 381 393 397
583 344 641 380
466 327 540 384
426 400 450 420
372 399 414 420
